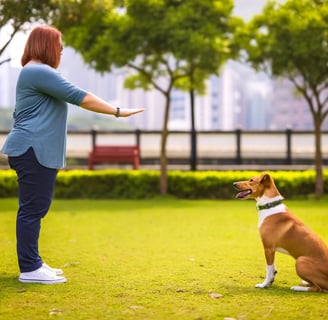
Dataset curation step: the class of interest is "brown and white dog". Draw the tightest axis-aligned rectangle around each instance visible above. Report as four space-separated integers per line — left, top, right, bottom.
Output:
233 173 328 293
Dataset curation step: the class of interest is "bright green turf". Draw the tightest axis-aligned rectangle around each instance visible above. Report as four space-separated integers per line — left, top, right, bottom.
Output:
0 197 328 320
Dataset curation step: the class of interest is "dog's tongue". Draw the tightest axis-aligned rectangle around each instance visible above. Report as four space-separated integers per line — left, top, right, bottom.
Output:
236 190 251 199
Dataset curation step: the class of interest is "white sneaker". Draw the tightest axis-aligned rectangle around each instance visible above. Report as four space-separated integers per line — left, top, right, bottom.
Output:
42 263 64 275
19 265 67 284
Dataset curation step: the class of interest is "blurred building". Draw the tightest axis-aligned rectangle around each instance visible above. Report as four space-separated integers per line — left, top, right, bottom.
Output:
270 80 314 130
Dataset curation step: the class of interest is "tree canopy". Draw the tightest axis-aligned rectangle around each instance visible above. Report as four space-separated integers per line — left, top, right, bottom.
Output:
54 0 240 93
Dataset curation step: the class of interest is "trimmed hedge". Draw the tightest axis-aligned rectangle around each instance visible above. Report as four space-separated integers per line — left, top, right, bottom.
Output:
0 169 327 199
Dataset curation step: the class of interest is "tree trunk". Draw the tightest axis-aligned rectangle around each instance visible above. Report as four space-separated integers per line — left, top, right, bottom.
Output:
190 88 197 171
159 94 170 194
314 117 323 198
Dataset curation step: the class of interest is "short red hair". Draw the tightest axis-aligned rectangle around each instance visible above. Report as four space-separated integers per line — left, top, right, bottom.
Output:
21 25 62 68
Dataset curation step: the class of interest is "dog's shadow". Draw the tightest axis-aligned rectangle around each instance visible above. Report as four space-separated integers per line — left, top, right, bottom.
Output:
226 283 317 296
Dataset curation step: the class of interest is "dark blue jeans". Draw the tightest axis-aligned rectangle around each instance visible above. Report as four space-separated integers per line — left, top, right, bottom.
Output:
8 147 57 272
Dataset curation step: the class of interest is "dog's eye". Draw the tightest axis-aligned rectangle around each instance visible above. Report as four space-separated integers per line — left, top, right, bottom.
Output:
249 179 254 182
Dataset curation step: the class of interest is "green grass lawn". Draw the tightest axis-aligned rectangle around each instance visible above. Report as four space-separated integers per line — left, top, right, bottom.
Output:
0 197 328 320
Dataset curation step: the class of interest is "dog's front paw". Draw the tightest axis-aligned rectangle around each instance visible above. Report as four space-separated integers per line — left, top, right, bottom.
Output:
255 282 269 288
255 265 277 289
255 277 275 288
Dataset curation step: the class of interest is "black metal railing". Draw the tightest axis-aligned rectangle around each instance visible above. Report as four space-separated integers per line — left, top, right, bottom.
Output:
1 129 327 168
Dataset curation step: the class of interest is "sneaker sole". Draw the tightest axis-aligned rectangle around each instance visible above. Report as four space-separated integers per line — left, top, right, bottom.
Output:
19 278 67 284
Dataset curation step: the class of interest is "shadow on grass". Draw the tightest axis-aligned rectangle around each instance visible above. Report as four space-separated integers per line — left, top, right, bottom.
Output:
0 275 25 297
224 282 323 297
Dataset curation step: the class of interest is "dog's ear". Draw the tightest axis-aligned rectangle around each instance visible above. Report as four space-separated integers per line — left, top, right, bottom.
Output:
260 173 282 197
260 173 272 187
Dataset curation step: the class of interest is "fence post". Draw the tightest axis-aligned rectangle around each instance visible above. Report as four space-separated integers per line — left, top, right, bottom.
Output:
135 129 141 147
135 129 141 164
286 128 292 164
236 129 242 164
91 129 97 150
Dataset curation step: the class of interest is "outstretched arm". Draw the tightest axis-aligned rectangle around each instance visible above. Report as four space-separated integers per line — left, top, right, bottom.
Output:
80 92 144 117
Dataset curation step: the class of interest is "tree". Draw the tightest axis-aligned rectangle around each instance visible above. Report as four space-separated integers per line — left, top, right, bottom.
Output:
0 0 57 66
240 0 328 198
53 0 240 194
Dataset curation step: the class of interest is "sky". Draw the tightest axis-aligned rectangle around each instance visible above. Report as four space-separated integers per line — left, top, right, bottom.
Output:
233 0 267 20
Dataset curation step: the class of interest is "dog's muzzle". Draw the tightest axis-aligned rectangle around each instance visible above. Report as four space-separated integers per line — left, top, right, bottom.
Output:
233 182 252 199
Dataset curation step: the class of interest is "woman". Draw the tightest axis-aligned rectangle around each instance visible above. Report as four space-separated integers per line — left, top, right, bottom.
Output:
1 25 143 284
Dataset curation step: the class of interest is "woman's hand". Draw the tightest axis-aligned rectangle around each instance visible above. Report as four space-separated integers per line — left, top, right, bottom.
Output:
118 108 144 117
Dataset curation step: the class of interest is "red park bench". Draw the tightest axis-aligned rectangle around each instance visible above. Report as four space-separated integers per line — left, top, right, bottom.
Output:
88 145 140 170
